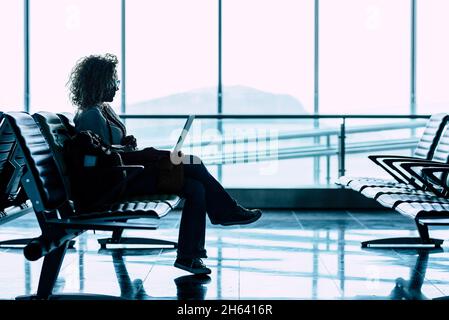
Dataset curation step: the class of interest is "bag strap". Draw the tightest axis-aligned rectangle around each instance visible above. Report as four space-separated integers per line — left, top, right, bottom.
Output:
102 105 126 145
102 110 114 146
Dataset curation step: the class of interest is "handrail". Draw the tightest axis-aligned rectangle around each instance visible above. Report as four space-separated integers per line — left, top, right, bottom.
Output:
149 120 427 150
120 114 431 119
201 137 419 164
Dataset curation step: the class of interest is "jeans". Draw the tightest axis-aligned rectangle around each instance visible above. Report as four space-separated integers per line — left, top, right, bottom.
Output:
122 154 238 259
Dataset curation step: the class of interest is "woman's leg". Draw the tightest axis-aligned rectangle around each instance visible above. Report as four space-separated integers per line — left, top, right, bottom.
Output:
175 177 208 259
182 155 238 222
182 154 262 226
119 154 210 273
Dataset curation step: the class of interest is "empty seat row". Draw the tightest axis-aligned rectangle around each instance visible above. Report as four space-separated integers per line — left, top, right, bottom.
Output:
337 113 449 248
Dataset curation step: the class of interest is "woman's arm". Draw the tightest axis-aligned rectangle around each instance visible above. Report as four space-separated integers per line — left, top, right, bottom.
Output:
75 108 111 145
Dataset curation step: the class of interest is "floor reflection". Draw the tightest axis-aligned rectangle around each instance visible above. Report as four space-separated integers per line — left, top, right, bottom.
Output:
1 210 449 300
174 275 211 300
388 250 432 300
111 250 151 300
355 249 441 300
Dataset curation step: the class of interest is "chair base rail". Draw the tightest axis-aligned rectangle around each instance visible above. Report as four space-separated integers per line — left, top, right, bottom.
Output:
46 219 158 231
361 237 444 249
0 238 76 249
98 236 178 249
16 293 125 300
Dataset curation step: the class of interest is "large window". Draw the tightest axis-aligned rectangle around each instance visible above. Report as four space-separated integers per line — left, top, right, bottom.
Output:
126 0 217 115
0 0 24 111
320 0 410 115
222 0 314 115
417 0 449 114
220 0 314 187
4 0 448 189
29 0 121 114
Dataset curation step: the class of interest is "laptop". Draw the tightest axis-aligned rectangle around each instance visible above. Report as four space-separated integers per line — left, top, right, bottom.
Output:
173 115 195 153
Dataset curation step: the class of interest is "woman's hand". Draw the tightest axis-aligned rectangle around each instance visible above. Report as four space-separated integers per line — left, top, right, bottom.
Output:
122 135 137 150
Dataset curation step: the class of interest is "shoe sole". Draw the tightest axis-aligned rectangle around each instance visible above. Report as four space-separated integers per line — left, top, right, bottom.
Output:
219 211 262 226
174 262 212 275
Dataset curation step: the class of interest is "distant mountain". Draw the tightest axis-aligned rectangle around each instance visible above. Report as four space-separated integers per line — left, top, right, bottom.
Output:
127 85 307 114
126 86 309 147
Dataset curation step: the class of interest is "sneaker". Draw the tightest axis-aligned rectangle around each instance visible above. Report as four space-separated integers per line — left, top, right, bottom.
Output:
174 258 212 275
213 205 262 226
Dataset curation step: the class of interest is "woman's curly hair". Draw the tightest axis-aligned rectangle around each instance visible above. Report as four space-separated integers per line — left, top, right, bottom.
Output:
68 53 118 109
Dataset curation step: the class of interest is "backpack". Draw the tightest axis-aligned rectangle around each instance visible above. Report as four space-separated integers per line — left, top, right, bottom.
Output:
63 130 127 213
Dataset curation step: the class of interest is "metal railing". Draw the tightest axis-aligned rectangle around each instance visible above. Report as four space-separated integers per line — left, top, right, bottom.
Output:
120 114 431 185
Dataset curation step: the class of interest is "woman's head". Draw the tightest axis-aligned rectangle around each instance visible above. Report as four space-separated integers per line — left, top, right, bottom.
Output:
68 53 119 110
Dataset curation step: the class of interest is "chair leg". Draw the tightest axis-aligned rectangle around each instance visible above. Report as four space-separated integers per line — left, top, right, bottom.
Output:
111 229 124 242
16 240 124 300
361 221 443 249
16 241 68 300
416 221 431 243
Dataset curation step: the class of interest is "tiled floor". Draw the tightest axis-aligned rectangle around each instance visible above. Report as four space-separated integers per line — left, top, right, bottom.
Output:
1 209 449 300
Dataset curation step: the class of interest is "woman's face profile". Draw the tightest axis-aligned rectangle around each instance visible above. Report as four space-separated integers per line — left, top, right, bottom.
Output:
103 72 119 102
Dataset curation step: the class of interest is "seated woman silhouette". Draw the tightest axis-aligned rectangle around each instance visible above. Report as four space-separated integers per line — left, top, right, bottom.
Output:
67 53 262 275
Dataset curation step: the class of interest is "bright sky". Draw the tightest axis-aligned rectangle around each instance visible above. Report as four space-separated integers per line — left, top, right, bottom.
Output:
1 0 449 115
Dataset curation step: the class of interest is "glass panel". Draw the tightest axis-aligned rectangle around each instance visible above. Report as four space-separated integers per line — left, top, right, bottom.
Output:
126 0 217 114
320 0 410 114
125 117 343 188
343 118 424 180
0 0 24 111
223 0 314 114
29 0 121 114
219 119 338 187
417 0 449 114
124 116 425 188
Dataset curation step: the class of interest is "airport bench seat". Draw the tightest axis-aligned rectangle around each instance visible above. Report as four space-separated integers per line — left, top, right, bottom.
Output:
337 113 449 189
0 111 36 247
3 111 179 299
33 111 181 249
339 114 449 249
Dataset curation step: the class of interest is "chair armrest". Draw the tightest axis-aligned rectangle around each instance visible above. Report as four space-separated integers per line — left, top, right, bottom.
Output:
368 155 424 184
399 161 449 170
420 165 449 194
380 158 442 187
398 161 447 196
368 155 423 162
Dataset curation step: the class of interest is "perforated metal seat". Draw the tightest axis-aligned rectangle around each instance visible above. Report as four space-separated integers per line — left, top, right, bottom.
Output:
361 186 433 200
376 193 449 209
348 179 409 193
395 202 449 221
